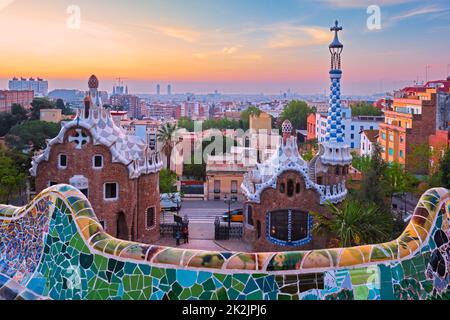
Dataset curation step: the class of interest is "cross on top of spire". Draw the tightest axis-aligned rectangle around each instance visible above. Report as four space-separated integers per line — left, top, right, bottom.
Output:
329 20 343 49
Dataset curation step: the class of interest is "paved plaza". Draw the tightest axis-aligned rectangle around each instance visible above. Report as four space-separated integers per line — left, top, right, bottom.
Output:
157 199 249 251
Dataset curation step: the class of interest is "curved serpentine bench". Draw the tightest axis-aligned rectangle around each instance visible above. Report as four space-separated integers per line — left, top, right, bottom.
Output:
0 184 449 300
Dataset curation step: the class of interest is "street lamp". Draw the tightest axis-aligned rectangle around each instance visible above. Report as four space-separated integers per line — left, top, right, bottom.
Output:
224 195 236 229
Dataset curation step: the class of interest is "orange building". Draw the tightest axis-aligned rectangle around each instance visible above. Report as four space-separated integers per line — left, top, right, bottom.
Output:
429 130 450 173
379 79 450 173
306 113 317 141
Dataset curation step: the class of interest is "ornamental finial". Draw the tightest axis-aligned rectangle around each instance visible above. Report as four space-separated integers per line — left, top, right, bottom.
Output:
329 20 343 49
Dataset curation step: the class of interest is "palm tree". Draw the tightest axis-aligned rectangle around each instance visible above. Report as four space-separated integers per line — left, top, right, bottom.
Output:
311 200 392 247
157 123 178 170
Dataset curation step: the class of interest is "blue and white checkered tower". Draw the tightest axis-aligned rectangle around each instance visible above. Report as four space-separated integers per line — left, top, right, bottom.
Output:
320 21 352 166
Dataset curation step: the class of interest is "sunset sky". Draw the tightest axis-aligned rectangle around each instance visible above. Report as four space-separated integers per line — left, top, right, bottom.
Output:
0 0 449 94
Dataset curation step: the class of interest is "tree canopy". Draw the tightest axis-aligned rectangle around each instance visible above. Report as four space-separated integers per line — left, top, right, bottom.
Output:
5 120 61 152
312 200 393 247
159 169 178 194
30 98 56 120
0 148 27 204
351 102 383 117
280 100 313 130
440 148 450 189
0 104 28 136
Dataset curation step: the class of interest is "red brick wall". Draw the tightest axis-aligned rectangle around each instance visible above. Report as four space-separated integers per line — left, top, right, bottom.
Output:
405 99 437 173
243 171 329 252
35 127 160 244
429 130 450 173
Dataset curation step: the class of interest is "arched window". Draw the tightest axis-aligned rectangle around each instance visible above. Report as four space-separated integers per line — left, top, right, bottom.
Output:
146 207 156 229
287 180 294 197
247 205 254 226
280 183 285 194
267 210 311 246
296 183 301 194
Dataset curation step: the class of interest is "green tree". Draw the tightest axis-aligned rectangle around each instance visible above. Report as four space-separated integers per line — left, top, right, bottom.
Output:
56 98 74 115
0 149 26 204
5 120 60 152
157 123 179 170
351 153 372 173
302 150 314 161
280 100 313 130
0 104 28 136
408 142 431 175
357 143 388 207
159 169 178 194
440 148 450 189
30 98 56 120
384 162 418 210
177 117 195 132
312 200 393 247
351 102 383 117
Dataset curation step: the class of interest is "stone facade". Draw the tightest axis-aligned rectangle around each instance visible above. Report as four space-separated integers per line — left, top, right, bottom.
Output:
34 127 161 243
31 75 163 244
243 171 329 252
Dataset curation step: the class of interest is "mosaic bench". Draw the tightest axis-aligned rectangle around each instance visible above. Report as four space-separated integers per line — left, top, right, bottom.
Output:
0 185 449 300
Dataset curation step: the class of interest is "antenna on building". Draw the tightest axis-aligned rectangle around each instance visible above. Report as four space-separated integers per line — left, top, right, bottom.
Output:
425 65 431 83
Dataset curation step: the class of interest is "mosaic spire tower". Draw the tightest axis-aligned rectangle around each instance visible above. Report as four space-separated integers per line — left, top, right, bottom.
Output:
321 21 352 165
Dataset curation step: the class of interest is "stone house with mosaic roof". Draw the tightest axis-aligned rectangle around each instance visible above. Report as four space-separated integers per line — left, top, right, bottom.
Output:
242 21 352 252
30 75 163 243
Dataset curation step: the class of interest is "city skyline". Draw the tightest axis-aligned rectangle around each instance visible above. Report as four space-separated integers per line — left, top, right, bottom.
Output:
0 0 449 94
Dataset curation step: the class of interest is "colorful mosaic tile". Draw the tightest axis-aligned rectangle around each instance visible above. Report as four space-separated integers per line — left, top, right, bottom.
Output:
0 185 449 300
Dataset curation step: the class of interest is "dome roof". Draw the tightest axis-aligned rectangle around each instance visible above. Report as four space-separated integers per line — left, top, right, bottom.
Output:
88 75 99 89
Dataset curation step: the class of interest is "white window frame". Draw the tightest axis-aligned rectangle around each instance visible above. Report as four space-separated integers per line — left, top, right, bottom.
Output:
58 154 67 169
145 207 156 230
92 155 104 169
103 182 119 201
245 204 255 230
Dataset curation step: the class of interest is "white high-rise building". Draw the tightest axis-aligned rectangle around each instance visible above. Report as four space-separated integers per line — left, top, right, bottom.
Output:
8 77 48 96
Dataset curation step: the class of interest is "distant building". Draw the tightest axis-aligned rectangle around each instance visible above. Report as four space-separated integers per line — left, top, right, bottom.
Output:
8 77 48 96
360 130 379 156
156 84 161 96
150 103 178 120
181 101 206 120
306 113 317 141
206 151 248 201
429 130 450 173
0 90 34 113
40 109 62 123
167 84 172 96
379 79 450 173
110 94 141 119
249 111 271 132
